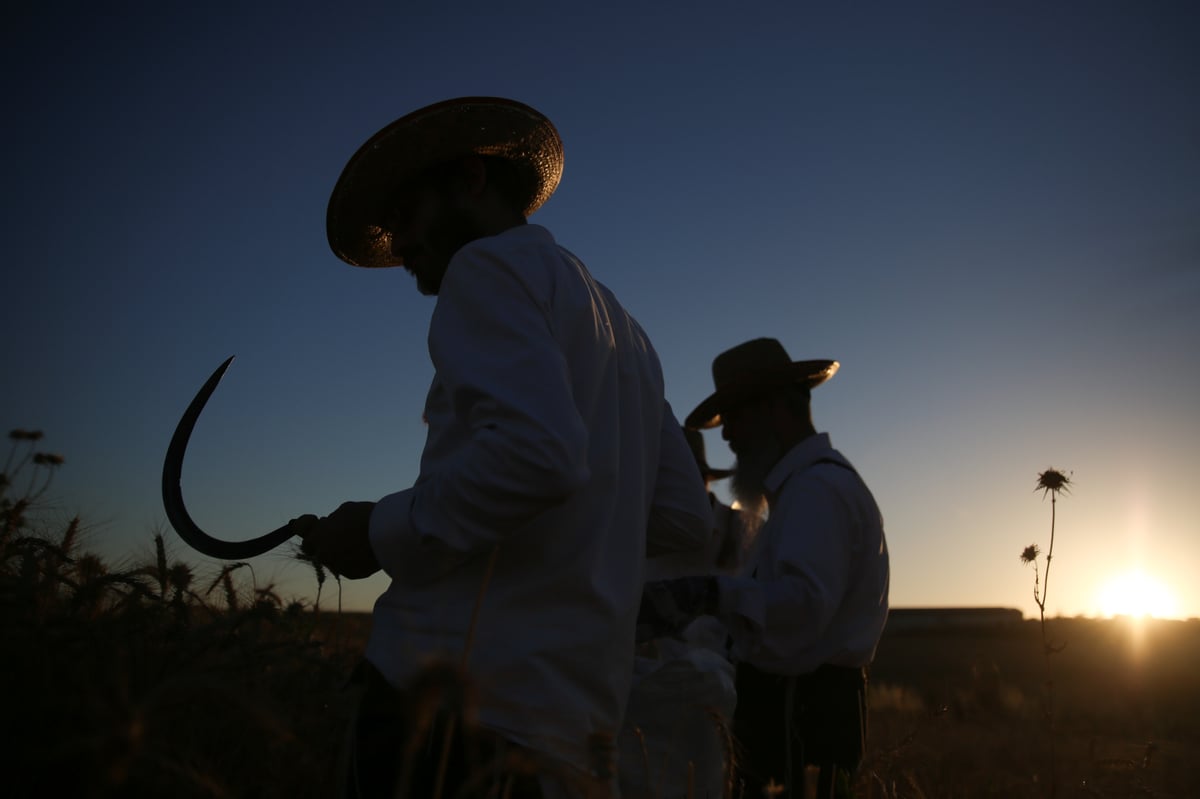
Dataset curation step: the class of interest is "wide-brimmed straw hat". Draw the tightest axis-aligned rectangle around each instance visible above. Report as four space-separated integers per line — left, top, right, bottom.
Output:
683 427 733 481
326 97 564 268
685 338 839 430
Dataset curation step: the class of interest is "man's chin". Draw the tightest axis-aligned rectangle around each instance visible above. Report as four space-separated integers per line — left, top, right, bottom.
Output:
406 266 442 296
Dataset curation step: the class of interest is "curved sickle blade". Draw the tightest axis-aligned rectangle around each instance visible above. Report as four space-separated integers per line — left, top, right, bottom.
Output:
161 356 298 559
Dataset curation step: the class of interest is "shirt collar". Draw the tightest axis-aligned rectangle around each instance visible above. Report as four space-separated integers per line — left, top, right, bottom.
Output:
764 432 837 495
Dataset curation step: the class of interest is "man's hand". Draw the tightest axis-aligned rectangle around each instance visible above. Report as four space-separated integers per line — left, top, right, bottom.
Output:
636 576 719 643
294 501 380 579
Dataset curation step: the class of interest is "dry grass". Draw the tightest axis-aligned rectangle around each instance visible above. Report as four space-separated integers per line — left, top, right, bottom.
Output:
861 618 1200 798
0 532 362 797
5 435 1198 797
1 432 360 797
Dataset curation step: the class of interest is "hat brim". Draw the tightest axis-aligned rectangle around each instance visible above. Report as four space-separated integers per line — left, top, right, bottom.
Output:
685 360 839 430
326 97 564 268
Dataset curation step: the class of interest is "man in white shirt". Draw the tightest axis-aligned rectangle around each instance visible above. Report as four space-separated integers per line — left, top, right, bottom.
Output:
301 97 713 799
640 337 890 798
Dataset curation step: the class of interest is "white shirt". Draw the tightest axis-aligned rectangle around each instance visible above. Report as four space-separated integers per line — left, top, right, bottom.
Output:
716 433 890 674
645 493 750 582
364 224 713 777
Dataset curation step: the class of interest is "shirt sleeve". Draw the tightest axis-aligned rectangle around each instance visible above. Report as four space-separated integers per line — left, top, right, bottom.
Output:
715 473 854 668
368 487 479 585
646 404 715 557
369 237 591 570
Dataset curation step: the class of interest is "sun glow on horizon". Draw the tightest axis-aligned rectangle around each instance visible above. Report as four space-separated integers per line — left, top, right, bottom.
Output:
1096 570 1182 620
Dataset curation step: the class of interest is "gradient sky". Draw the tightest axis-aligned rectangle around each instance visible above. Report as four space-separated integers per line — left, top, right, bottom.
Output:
4 2 1198 620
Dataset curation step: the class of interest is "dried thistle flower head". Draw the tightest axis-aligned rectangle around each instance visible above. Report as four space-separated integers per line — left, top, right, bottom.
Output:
1036 468 1071 497
1020 544 1041 564
33 453 65 466
8 429 44 441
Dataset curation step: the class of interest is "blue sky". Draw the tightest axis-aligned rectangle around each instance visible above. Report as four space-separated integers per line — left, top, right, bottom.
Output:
4 1 1198 619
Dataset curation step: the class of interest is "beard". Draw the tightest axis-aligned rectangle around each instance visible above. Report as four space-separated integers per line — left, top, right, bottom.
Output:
407 203 488 296
730 433 785 530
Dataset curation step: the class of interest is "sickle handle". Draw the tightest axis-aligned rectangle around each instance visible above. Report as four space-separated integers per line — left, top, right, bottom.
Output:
161 356 300 559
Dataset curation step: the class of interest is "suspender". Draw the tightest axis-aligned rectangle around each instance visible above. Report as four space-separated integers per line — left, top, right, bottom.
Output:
749 455 858 580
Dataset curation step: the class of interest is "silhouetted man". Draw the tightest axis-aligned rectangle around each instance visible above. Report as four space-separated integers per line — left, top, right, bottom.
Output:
640 337 890 798
301 97 713 799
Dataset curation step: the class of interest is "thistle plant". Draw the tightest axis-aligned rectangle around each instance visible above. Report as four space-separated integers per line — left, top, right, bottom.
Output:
1021 467 1072 797
2 429 66 545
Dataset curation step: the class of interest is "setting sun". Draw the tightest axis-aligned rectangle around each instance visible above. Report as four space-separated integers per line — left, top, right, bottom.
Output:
1096 570 1181 619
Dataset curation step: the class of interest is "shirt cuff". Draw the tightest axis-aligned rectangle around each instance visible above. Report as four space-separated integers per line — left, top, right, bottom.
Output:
368 488 416 579
715 575 765 658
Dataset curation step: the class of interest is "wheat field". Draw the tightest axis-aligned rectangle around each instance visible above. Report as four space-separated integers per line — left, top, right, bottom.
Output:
4 436 1197 797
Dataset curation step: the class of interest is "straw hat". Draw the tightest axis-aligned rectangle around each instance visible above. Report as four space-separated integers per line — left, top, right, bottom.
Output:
683 428 734 481
686 338 838 430
326 97 564 268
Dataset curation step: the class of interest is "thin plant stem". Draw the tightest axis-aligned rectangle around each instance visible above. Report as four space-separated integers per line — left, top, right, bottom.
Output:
1042 492 1056 618
4 439 34 480
1041 491 1058 798
1025 469 1070 799
1033 485 1061 799
432 545 501 799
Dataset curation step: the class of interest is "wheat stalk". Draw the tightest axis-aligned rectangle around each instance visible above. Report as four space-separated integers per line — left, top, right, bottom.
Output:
431 544 501 799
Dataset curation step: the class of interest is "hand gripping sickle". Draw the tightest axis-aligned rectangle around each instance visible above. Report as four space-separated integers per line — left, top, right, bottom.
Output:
161 357 306 559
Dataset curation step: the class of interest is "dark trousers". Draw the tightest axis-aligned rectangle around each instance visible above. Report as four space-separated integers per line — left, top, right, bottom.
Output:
345 661 545 799
733 663 867 799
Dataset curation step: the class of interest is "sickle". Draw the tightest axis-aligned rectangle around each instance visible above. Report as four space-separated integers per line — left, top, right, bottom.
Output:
162 356 301 559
